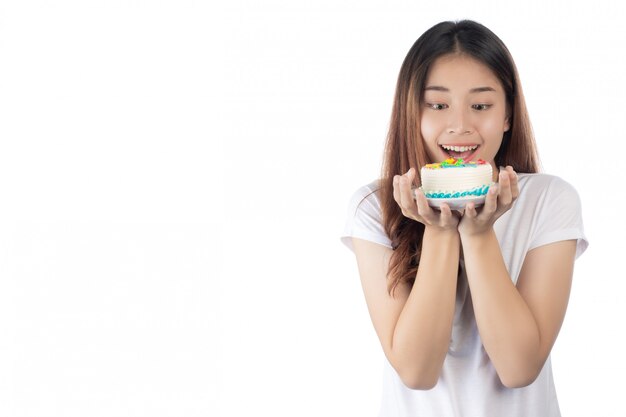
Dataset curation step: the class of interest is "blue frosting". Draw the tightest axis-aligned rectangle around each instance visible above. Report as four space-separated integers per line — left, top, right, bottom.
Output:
425 184 490 199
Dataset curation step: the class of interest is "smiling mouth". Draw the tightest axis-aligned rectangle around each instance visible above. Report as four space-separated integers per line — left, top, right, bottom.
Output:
440 144 479 160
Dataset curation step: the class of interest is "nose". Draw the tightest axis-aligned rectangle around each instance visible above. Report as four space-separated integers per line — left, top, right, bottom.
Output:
447 107 473 135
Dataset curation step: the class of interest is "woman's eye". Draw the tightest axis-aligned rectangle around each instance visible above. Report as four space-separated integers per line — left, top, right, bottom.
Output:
472 104 491 111
427 103 448 110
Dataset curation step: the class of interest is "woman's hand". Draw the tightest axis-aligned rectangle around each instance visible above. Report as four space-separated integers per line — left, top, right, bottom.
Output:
458 166 519 237
393 168 460 231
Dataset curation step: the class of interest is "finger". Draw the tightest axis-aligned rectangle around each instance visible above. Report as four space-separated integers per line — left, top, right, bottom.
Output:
440 202 451 217
481 183 498 216
464 202 478 219
399 169 416 210
497 169 513 206
399 169 421 219
392 175 401 204
439 203 455 226
507 166 519 199
414 187 435 222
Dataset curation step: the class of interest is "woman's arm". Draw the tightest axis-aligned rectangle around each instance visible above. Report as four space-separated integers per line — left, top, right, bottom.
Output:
350 169 462 390
459 167 577 388
353 228 460 390
461 232 576 388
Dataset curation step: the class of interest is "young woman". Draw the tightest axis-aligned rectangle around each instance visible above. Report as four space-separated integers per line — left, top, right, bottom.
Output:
341 20 588 416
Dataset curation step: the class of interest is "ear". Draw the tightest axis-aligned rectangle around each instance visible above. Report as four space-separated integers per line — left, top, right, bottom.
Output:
504 115 511 132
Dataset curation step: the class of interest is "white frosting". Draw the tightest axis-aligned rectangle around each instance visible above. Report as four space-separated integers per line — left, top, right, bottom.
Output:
421 163 492 193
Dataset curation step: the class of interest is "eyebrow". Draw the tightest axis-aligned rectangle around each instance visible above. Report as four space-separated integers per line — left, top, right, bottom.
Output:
424 86 497 93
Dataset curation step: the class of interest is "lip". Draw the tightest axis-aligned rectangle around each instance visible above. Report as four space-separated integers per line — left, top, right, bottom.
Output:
439 144 481 161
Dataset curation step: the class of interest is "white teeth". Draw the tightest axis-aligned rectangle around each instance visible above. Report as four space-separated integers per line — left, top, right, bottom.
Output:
441 144 478 152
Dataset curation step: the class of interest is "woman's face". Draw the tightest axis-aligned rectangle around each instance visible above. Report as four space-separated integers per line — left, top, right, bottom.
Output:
420 54 510 171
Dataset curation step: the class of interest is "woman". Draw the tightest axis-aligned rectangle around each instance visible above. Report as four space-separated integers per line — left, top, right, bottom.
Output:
341 20 588 416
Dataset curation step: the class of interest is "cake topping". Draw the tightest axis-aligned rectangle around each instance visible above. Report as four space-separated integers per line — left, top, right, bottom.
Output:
424 158 487 169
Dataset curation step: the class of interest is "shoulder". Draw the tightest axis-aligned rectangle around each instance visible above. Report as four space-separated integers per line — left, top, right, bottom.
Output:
517 173 582 207
518 173 578 194
345 180 383 217
341 180 392 251
515 173 588 257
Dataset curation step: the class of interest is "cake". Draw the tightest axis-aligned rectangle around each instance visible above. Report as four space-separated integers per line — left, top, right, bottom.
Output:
420 158 493 199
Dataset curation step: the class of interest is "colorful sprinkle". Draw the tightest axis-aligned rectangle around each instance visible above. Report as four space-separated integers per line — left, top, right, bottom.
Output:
423 157 487 169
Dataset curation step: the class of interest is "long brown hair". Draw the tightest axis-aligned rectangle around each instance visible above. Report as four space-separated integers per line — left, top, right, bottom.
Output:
381 20 540 296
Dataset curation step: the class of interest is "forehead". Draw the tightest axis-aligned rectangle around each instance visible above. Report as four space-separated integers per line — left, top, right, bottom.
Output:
425 54 502 91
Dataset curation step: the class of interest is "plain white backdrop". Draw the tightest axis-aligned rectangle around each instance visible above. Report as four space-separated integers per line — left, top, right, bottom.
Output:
0 1 624 416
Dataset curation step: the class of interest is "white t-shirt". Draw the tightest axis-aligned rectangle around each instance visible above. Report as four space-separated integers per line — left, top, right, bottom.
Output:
341 173 588 417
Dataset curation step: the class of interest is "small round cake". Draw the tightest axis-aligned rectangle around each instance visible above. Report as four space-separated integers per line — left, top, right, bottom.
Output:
420 158 493 199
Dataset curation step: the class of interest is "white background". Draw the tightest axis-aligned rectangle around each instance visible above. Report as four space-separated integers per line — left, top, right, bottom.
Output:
0 1 624 416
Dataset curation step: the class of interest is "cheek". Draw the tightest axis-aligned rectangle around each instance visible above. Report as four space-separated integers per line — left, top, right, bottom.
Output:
420 117 441 160
420 115 439 142
481 116 507 138
480 122 505 152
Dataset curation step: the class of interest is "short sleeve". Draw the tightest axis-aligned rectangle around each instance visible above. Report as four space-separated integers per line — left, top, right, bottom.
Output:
528 176 589 259
340 182 393 252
